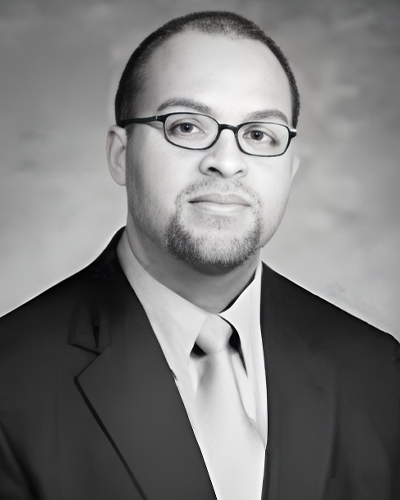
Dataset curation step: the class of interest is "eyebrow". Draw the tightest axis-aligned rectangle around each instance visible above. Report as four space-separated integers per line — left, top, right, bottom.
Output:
244 109 289 124
156 98 213 115
156 98 289 125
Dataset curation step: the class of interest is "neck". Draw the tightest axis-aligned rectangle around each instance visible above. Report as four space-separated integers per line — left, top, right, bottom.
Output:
122 223 260 314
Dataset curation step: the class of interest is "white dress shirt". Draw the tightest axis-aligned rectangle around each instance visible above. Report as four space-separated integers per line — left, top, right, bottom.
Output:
117 230 268 498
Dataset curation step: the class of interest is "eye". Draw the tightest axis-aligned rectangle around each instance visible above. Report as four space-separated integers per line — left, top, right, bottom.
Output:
244 129 275 144
167 120 202 137
164 113 216 146
176 123 196 134
249 130 266 142
241 123 280 147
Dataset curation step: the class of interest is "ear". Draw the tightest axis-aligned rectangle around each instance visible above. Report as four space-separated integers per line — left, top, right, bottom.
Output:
106 125 127 186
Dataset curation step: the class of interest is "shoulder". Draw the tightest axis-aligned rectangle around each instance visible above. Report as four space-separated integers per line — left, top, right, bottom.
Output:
260 264 400 435
260 262 400 367
0 229 128 368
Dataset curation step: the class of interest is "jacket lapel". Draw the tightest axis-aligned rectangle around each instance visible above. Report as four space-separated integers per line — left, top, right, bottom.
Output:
260 264 336 500
71 239 216 500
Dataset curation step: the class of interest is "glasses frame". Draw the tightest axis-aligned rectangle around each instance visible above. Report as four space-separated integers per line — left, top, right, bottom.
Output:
118 112 297 157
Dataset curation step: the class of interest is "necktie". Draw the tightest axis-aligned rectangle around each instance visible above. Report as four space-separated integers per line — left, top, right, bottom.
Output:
193 314 265 500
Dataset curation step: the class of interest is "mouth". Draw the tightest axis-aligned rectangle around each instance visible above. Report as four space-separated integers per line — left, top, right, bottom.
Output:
189 192 251 206
188 192 251 216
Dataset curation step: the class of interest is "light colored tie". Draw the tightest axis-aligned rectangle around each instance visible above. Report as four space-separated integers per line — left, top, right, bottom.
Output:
193 314 265 500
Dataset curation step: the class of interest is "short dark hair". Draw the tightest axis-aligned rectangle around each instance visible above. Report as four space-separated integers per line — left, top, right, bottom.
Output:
115 11 300 128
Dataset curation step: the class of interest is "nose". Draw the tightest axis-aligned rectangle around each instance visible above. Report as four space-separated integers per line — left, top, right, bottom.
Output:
198 129 249 179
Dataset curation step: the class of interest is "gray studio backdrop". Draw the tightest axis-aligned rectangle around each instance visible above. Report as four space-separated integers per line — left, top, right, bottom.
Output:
1 0 399 340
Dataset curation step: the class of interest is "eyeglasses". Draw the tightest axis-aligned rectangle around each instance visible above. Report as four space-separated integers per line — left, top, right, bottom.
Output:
118 112 297 157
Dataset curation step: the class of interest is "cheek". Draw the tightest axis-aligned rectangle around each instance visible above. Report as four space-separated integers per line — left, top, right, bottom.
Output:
128 166 165 222
255 169 294 226
126 147 180 222
258 165 293 201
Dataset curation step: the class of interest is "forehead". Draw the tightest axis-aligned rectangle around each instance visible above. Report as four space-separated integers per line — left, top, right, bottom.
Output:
138 31 292 122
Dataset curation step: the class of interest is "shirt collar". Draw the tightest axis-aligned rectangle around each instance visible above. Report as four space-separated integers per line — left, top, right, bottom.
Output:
117 230 262 379
219 260 262 374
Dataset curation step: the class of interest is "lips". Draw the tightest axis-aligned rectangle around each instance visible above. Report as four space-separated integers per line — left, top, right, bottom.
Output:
189 192 251 206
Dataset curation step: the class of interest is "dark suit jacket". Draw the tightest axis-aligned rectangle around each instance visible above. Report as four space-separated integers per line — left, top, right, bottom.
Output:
0 230 399 500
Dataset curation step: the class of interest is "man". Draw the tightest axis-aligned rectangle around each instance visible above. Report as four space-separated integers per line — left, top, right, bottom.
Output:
0 10 399 500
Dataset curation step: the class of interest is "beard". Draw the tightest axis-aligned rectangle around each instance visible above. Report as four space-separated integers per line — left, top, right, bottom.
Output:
164 180 263 271
127 167 265 272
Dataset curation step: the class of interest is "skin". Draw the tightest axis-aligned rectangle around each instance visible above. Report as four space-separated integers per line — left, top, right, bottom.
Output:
107 31 299 313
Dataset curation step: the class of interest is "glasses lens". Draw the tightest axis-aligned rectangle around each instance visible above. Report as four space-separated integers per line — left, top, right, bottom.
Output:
164 114 218 149
238 122 289 156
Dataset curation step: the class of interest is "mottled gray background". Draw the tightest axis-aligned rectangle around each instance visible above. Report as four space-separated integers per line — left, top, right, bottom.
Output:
1 0 399 341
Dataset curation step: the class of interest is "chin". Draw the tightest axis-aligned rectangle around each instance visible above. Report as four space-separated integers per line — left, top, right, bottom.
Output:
165 217 262 273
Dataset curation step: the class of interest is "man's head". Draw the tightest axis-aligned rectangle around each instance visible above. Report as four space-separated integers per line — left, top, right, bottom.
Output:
115 11 300 129
107 11 300 274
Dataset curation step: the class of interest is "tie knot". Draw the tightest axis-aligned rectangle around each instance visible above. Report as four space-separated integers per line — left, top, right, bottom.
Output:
196 315 233 354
